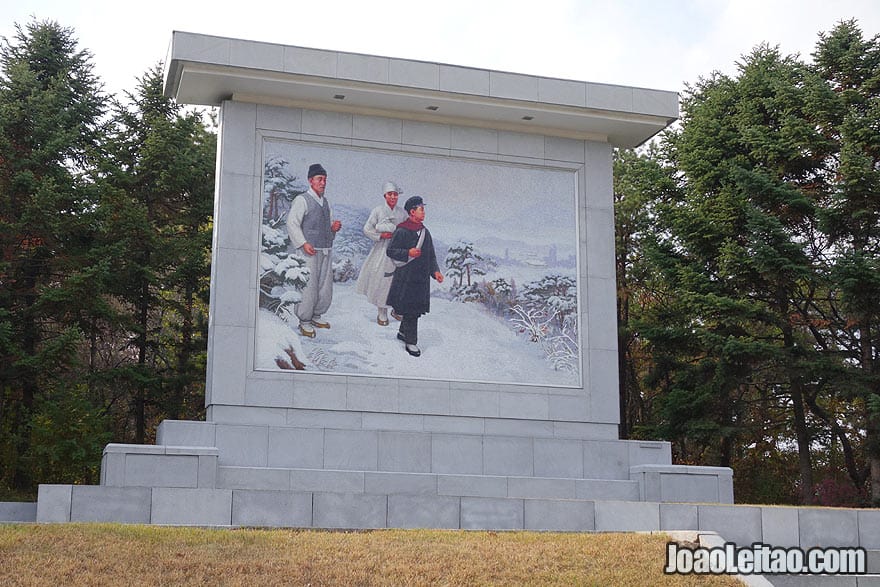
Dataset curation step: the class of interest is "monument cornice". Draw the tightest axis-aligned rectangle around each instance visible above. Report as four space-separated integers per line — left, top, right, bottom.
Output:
164 31 678 148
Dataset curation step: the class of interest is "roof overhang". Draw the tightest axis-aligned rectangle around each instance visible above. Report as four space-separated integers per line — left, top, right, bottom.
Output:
164 32 678 148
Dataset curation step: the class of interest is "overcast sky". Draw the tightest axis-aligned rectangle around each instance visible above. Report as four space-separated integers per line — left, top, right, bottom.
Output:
3 0 880 99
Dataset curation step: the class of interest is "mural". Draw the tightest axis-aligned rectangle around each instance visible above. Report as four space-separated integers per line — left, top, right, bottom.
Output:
256 139 582 387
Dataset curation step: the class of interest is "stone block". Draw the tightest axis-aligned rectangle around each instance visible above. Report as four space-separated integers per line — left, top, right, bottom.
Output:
437 474 507 498
583 440 628 480
323 429 378 470
439 65 489 95
218 101 256 176
287 408 362 429
378 431 431 473
216 424 268 467
760 506 800 547
283 45 337 77
507 477 576 499
362 413 424 432
151 488 233 526
594 501 659 532
313 493 387 529
498 392 549 420
547 395 590 423
538 78 586 107
215 172 257 251
290 469 364 493
525 499 595 531
660 503 699 531
301 110 353 139
533 439 583 478
461 497 524 530
489 71 538 101
101 452 125 487
229 38 283 71
352 115 402 144
256 104 302 133
267 427 324 469
365 472 437 495
698 505 762 546
231 490 312 527
337 53 388 84
587 83 633 112
423 415 484 435
0 501 36 522
498 132 544 160
36 485 72 522
217 466 290 491
859 510 880 549
124 454 199 488
398 384 450 415
388 495 459 529
799 508 860 548
206 325 248 405
70 486 151 523
402 121 450 150
388 59 439 90
432 434 482 474
157 420 216 447
575 479 639 501
450 127 497 154
483 436 532 476
347 383 399 412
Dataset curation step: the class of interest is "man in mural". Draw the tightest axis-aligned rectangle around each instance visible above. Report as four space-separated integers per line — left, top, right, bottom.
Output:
286 163 342 337
356 181 409 326
386 196 444 357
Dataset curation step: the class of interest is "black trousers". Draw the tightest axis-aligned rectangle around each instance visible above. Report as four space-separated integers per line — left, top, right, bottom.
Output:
399 314 419 345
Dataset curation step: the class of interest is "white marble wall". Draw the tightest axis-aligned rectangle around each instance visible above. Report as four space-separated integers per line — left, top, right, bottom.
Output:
206 98 622 429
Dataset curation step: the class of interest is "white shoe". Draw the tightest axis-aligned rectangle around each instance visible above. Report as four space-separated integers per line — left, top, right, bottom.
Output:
405 344 421 357
298 323 315 338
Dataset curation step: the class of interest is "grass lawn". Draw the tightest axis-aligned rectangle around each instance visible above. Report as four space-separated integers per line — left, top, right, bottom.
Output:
0 524 745 586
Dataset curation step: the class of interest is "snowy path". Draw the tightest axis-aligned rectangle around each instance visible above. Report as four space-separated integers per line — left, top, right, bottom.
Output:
256 282 579 387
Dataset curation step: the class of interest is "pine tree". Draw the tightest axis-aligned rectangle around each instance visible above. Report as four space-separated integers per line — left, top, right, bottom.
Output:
102 65 215 441
0 20 109 493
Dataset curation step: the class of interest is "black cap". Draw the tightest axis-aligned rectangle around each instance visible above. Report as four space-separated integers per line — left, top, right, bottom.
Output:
308 163 327 178
404 196 424 212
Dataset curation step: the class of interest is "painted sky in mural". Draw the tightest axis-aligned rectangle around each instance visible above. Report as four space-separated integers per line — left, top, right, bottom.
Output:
256 139 581 387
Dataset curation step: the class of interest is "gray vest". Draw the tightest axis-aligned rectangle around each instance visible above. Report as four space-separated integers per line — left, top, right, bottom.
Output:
302 194 333 249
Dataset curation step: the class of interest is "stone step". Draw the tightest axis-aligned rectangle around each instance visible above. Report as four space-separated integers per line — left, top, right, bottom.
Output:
156 419 672 480
35 485 663 532
0 501 36 523
216 466 641 501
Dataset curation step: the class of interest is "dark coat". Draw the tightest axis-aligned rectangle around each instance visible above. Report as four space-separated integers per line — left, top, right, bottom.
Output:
386 224 440 316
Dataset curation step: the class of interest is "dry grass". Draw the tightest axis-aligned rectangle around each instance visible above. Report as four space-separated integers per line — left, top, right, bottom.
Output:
0 524 744 586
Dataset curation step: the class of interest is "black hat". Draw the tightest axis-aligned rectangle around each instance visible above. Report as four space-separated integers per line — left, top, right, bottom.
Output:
404 196 424 212
308 163 327 178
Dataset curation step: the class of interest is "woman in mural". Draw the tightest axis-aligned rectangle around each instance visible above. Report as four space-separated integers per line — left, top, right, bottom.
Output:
356 181 408 325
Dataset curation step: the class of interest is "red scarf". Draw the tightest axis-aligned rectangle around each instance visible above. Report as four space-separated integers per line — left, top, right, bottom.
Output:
398 219 423 230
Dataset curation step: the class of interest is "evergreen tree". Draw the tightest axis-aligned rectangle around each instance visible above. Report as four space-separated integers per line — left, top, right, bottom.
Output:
0 20 109 494
811 20 880 503
102 65 214 442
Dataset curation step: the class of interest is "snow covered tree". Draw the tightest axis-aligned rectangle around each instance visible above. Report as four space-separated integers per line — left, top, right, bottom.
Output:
445 240 495 302
260 221 309 320
263 155 304 222
521 274 577 328
445 241 495 287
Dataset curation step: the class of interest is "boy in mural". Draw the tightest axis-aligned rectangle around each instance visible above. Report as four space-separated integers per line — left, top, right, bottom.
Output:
356 181 408 326
386 196 444 357
285 163 342 337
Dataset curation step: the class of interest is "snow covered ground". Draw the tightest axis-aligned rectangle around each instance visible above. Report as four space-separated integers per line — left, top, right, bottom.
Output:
255 282 581 388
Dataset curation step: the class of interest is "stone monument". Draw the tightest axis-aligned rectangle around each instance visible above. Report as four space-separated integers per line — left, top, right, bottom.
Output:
34 31 734 529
